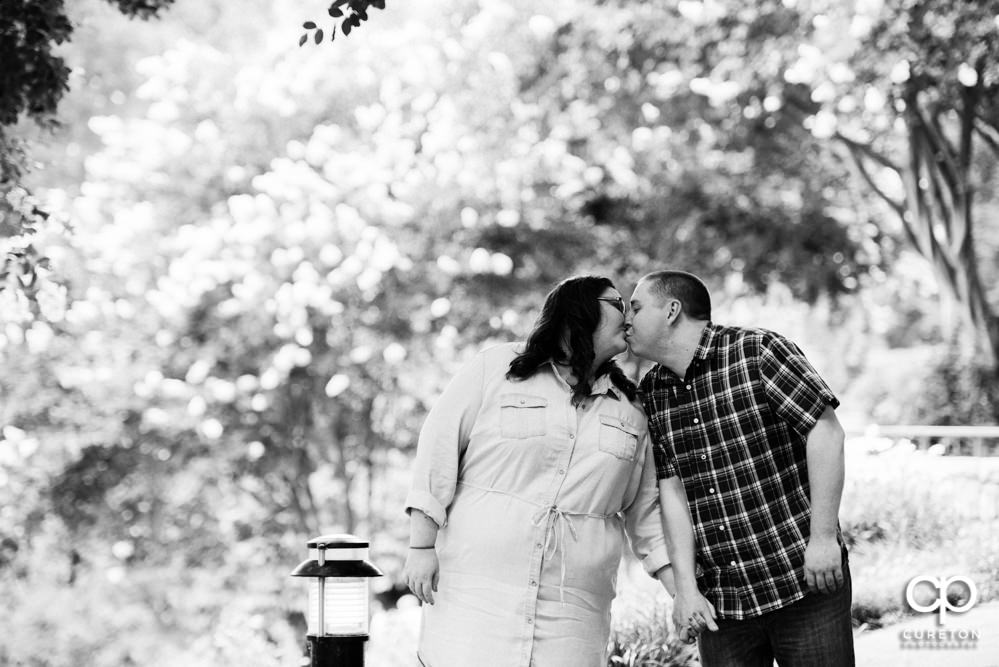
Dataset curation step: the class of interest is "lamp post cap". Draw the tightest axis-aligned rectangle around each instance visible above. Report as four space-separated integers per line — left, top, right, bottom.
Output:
307 533 369 549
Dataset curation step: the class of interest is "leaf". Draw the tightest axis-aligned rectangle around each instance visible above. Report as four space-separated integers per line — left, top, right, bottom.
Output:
299 33 308 47
342 20 352 36
303 21 316 29
329 7 343 17
371 0 385 8
315 29 324 44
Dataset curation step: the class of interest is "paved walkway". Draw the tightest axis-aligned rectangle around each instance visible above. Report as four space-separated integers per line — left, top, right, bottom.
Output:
854 602 999 666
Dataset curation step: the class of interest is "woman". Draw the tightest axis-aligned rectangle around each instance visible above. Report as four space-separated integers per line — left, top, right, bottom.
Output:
403 275 678 667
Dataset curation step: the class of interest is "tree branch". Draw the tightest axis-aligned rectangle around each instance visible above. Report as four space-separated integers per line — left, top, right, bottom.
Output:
916 102 962 197
834 131 903 173
974 118 999 158
903 120 936 262
958 64 983 175
835 134 905 216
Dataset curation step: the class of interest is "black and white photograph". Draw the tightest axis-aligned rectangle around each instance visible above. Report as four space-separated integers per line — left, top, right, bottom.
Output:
1 1 997 665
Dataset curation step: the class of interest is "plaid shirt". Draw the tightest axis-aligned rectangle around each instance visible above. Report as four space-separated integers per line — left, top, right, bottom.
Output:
640 323 841 619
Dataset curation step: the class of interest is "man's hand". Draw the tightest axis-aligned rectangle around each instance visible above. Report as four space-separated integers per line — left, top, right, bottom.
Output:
803 536 843 594
672 590 718 643
404 548 440 605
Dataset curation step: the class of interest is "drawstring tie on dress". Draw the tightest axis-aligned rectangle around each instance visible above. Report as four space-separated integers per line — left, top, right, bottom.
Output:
455 480 615 605
532 505 578 603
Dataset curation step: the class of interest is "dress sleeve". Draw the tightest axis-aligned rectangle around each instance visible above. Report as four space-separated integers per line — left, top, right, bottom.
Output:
404 351 486 527
758 332 840 439
622 430 671 576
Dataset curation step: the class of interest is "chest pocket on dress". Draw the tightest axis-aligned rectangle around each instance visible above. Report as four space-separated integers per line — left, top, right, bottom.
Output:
598 415 639 461
499 393 548 439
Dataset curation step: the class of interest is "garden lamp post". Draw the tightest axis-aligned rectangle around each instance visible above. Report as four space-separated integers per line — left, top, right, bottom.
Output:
291 534 383 667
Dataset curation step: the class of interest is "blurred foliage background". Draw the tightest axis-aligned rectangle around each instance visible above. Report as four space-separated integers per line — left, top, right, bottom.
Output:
1 0 998 664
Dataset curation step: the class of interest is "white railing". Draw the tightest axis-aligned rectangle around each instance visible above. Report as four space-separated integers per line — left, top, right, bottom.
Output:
851 425 999 457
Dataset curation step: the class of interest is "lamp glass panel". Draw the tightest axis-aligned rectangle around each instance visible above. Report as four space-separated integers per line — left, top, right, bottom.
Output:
307 577 369 636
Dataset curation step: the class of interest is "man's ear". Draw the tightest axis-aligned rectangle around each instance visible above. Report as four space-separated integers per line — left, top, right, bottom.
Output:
665 299 681 324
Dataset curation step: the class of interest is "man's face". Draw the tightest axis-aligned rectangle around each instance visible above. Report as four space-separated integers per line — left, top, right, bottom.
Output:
626 280 673 360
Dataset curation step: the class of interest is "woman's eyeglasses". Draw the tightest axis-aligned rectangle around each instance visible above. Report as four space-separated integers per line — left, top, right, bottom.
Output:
597 296 626 314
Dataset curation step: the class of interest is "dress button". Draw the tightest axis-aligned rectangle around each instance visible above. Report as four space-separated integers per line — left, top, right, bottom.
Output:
708 487 715 493
730 561 737 567
719 525 726 531
536 543 543 549
530 580 537 587
558 469 566 475
520 399 525 404
693 418 699 424
685 384 691 390
700 454 707 460
569 434 575 439
527 618 533 624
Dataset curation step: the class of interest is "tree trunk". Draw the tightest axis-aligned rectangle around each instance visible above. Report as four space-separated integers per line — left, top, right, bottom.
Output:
900 86 999 368
837 83 999 371
320 402 356 534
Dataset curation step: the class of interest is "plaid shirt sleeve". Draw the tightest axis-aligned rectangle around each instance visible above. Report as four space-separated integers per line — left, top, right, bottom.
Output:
758 332 839 438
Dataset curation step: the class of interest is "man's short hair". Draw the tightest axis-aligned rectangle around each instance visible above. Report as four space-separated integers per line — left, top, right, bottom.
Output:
640 270 712 321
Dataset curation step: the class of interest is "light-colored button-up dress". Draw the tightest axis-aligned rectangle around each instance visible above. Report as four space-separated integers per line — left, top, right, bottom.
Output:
405 343 669 667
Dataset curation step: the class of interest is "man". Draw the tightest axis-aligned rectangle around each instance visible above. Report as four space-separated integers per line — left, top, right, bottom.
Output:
626 270 854 667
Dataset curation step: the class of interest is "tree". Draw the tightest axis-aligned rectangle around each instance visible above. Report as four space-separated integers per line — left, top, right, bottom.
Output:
512 1 884 306
808 0 999 367
0 0 175 304
300 0 387 44
1 1 921 662
578 0 999 367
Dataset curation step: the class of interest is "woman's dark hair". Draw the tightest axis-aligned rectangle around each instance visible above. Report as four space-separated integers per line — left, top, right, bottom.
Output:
507 275 636 403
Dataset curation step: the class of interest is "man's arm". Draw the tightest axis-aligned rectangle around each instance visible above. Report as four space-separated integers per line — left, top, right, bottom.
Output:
659 477 717 640
804 404 846 594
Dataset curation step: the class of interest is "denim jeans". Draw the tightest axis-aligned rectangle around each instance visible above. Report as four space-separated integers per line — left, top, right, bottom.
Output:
697 564 855 667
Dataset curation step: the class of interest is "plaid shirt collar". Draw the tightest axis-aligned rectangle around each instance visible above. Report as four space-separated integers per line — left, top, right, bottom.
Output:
654 322 720 383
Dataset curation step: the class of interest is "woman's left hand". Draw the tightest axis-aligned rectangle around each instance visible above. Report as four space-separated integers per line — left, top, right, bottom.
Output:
404 548 440 605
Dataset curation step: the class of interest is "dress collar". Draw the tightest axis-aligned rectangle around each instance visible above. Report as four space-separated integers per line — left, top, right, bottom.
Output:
546 360 621 399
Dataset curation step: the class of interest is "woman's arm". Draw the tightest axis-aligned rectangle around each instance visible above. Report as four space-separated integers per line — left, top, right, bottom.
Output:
405 509 441 604
622 433 671 577
403 350 488 603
